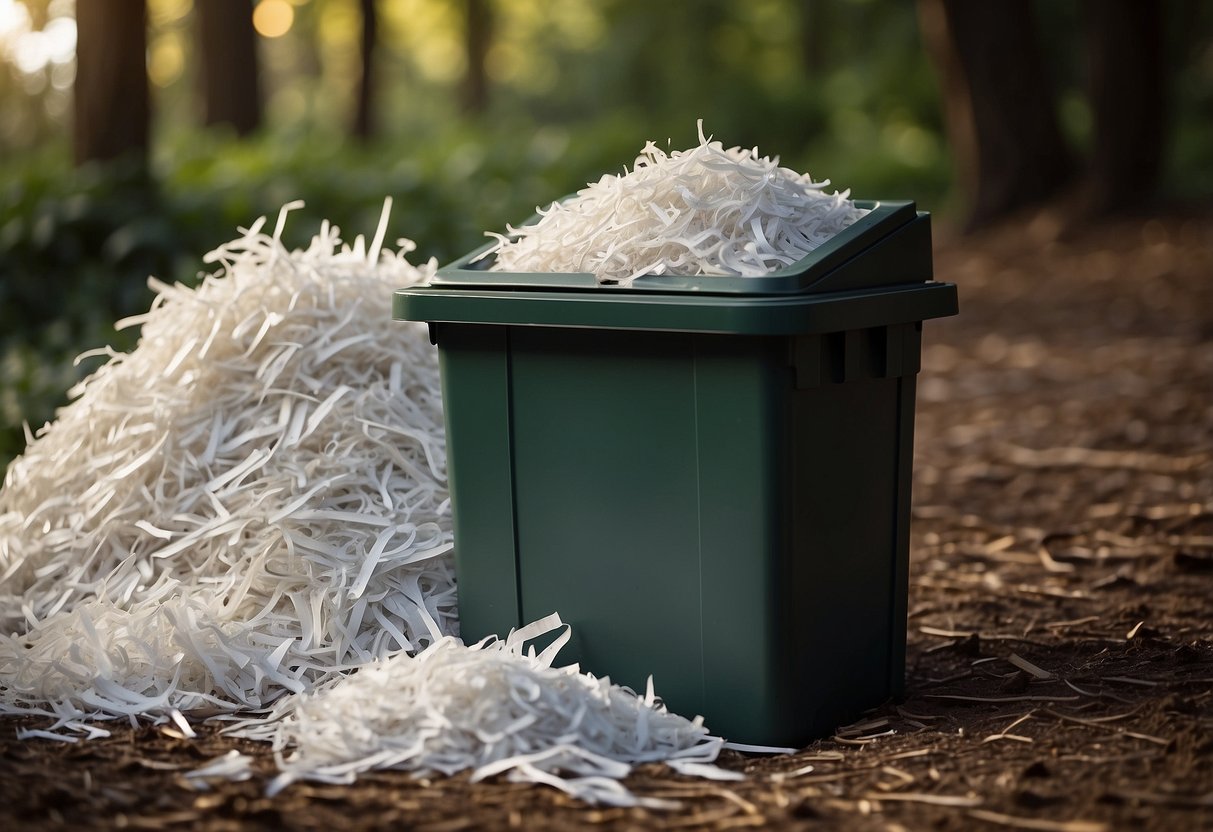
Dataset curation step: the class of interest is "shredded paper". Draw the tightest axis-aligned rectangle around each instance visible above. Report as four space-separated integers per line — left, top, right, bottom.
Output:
485 121 869 282
0 201 454 725
0 126 852 804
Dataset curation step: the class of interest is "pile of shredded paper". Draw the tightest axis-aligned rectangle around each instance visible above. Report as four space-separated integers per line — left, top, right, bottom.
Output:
485 121 869 282
0 201 734 805
0 201 455 724
225 614 736 807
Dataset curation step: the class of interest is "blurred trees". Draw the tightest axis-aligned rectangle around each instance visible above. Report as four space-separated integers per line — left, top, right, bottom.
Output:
1085 0 1166 215
352 0 377 138
920 0 1174 227
197 0 262 135
74 0 264 160
44 0 946 188
74 0 265 160
73 0 149 165
0 0 1205 216
919 0 1073 228
462 0 491 113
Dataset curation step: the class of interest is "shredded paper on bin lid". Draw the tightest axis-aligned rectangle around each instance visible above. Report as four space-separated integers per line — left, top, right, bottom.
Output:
0 201 741 806
484 121 869 283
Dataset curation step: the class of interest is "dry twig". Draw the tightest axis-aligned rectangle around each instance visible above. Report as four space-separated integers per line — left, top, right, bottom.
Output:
863 791 983 807
967 808 1109 831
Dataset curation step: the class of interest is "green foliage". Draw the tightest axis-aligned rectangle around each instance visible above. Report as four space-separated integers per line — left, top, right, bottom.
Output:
1 153 167 468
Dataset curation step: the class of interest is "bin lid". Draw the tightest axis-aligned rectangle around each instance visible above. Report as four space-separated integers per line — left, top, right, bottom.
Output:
394 199 958 336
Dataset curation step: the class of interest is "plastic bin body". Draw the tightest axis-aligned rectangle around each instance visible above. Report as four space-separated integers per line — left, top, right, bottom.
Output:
394 201 957 746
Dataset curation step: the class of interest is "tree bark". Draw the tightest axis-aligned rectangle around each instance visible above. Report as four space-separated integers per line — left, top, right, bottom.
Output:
462 0 492 114
197 0 261 135
800 0 829 77
352 0 378 140
73 0 149 166
918 0 1074 228
1083 0 1166 214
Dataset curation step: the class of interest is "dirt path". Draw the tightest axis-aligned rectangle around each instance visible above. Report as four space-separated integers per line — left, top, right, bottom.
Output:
2 212 1211 831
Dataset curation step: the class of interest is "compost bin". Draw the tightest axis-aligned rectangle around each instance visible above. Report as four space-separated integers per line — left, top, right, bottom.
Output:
394 199 958 745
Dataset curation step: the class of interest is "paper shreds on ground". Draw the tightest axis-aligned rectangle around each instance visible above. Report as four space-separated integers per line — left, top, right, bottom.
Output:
0 201 739 807
0 200 456 724
484 121 869 282
225 614 736 808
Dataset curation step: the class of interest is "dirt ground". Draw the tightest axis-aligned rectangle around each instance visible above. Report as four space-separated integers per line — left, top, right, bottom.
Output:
1 208 1211 831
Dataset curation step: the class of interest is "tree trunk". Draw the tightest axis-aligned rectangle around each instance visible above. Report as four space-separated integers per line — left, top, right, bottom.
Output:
197 0 261 135
918 0 1074 228
1083 0 1166 214
462 0 492 114
73 0 149 166
352 0 378 140
799 1 829 77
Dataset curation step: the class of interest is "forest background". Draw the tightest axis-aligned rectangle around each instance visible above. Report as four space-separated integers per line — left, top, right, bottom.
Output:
1 0 1211 472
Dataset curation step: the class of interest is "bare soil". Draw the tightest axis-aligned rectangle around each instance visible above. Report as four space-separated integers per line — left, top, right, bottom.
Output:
2 209 1211 831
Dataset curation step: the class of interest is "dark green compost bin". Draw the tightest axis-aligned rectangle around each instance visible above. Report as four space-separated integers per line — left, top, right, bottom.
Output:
394 200 958 746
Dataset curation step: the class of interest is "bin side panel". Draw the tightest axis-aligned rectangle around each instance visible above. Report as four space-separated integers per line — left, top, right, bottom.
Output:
436 325 522 641
693 337 787 742
782 374 903 742
507 328 707 713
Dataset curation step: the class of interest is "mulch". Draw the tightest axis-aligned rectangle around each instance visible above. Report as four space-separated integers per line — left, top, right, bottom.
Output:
2 207 1211 831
